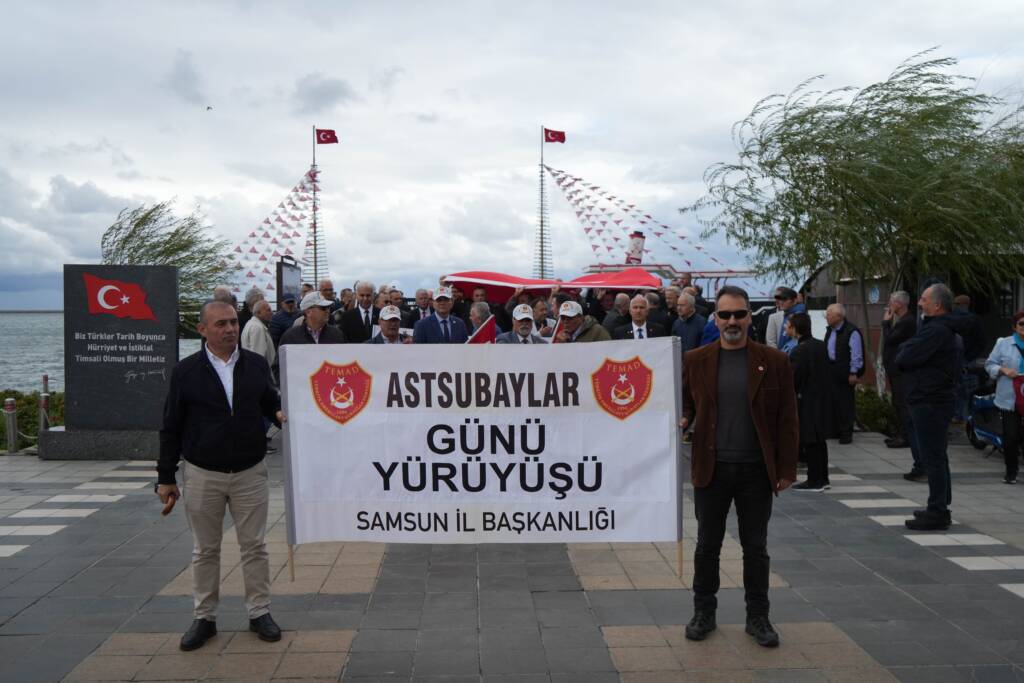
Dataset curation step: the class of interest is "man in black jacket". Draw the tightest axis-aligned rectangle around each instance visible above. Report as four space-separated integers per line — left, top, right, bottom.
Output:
882 291 917 457
824 304 865 444
613 294 666 339
896 284 966 531
339 281 379 343
279 292 348 348
158 300 285 651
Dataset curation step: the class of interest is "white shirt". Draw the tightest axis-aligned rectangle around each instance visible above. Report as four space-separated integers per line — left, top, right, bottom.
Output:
632 322 648 338
517 333 533 344
205 345 240 411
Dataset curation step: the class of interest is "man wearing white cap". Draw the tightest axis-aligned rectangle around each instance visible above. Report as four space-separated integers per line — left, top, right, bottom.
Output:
279 291 347 347
497 304 545 344
554 300 611 343
368 306 411 344
413 286 469 344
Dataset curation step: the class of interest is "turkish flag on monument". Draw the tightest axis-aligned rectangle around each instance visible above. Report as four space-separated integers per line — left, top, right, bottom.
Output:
466 315 497 344
82 273 157 321
544 128 566 143
316 129 339 144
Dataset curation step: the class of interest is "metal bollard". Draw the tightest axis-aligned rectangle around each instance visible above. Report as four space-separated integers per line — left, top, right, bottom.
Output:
42 374 49 395
4 398 16 454
39 393 50 433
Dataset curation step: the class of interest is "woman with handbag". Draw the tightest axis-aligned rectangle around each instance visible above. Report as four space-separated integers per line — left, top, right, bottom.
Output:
984 310 1024 484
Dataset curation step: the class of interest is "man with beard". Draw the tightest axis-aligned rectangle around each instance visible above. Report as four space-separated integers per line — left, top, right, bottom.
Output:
679 285 798 648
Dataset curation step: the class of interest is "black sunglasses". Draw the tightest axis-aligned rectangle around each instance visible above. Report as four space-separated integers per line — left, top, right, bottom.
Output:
716 309 749 320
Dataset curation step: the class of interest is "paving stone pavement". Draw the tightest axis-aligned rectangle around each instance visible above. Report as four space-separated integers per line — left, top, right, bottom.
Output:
2 430 1024 681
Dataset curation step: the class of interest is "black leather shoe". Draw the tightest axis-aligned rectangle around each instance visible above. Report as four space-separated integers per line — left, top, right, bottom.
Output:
745 615 780 647
838 435 853 444
905 515 950 531
903 470 927 483
684 611 717 641
249 613 282 642
886 439 910 449
913 509 951 522
180 618 216 651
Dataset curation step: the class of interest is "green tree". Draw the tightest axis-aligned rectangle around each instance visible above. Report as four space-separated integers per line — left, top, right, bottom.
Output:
101 201 234 319
685 51 1024 377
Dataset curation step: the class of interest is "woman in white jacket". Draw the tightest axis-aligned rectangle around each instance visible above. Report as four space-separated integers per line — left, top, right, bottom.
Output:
984 311 1024 484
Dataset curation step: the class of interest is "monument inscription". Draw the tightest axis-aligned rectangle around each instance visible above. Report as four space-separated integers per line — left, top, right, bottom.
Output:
63 265 178 431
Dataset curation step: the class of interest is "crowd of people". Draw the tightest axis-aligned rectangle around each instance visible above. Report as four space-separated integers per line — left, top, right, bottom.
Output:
159 272 1016 653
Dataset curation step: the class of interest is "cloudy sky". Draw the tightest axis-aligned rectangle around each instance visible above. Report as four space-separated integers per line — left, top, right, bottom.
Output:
1 0 1021 308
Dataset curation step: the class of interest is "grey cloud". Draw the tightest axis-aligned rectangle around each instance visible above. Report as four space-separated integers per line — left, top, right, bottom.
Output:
415 112 439 124
292 72 358 114
46 138 134 168
164 49 207 105
225 161 295 188
369 66 404 94
47 175 127 215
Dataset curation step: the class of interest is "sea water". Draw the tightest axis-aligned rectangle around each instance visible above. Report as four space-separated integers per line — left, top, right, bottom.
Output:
0 312 201 392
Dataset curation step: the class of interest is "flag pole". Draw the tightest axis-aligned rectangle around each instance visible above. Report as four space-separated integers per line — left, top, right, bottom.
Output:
312 124 316 167
311 125 319 285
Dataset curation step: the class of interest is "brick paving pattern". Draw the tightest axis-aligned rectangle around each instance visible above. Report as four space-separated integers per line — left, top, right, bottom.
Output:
2 431 1024 680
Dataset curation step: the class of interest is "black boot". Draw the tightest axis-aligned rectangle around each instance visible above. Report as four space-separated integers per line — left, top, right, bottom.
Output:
745 615 780 647
249 613 282 642
905 512 950 531
684 611 717 641
180 618 217 651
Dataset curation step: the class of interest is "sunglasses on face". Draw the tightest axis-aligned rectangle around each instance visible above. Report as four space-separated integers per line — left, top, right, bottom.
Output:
1016 321 1024 328
716 309 749 320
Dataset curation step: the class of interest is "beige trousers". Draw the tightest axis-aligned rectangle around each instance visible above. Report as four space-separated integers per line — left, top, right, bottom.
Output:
182 460 270 620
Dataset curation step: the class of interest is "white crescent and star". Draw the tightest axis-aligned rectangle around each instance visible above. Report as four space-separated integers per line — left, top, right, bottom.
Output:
319 131 332 142
96 285 121 310
546 131 557 141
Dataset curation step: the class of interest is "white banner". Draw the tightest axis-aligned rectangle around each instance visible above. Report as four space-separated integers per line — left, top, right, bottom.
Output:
280 338 681 544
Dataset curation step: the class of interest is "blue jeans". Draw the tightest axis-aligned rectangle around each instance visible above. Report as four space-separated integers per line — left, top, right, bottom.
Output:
907 402 954 514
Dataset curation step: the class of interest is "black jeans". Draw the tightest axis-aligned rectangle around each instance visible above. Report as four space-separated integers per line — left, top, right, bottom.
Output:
906 402 954 514
801 442 829 486
889 374 911 445
693 461 773 617
1001 410 1022 480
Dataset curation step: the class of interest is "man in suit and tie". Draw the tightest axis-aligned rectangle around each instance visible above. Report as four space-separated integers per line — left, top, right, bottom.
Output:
413 287 469 344
613 294 666 340
497 304 545 344
368 306 411 344
404 288 434 328
340 281 379 343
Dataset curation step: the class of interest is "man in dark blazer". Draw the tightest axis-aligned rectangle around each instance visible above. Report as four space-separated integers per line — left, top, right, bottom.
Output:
823 304 865 444
613 294 666 340
403 288 434 328
339 281 379 343
158 300 285 651
788 312 832 491
413 287 469 343
882 291 917 456
497 304 545 344
679 285 798 649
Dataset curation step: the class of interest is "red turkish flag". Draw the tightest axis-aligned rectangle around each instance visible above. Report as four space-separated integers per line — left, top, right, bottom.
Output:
465 315 497 344
544 128 566 143
82 273 157 321
316 129 339 144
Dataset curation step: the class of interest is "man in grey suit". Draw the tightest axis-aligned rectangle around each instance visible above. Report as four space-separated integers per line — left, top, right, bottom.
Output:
497 304 545 344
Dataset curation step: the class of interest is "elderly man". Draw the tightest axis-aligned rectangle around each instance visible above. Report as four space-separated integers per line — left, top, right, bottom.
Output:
212 285 235 306
602 293 631 332
405 288 434 327
824 304 864 444
241 300 275 367
498 304 545 344
679 285 798 648
882 291 917 457
645 292 670 330
368 306 410 344
316 280 341 320
158 300 285 650
468 301 500 336
269 295 298 347
614 294 666 340
896 284 969 530
340 281 380 343
238 287 265 331
300 283 314 299
389 289 407 311
279 291 347 347
672 292 706 356
413 287 469 343
664 286 681 329
531 298 556 338
765 287 803 351
555 300 611 343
